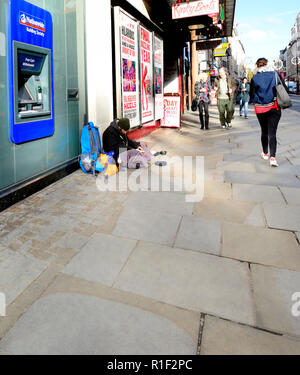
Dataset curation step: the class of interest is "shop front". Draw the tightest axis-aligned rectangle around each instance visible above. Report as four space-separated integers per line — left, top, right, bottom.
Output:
0 0 87 209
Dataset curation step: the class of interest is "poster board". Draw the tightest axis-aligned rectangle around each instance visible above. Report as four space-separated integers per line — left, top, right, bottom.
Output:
114 8 140 128
153 35 164 120
140 25 154 123
161 96 181 128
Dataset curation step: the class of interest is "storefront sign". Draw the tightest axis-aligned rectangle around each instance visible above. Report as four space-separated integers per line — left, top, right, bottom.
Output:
154 35 164 121
19 11 46 37
172 0 219 20
140 25 154 123
161 96 181 128
214 42 229 57
119 10 140 128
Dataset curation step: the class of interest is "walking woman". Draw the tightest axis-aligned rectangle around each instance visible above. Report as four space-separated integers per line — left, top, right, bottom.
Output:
238 77 250 119
194 73 210 130
250 58 288 167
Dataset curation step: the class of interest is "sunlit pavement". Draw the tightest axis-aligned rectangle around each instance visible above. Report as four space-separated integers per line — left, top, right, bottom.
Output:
1 104 300 355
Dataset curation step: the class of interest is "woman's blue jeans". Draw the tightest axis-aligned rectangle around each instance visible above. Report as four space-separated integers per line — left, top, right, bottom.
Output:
240 99 248 117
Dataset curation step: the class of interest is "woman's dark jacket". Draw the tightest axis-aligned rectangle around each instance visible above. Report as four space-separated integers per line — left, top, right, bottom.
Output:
237 82 250 102
250 71 288 105
102 119 140 163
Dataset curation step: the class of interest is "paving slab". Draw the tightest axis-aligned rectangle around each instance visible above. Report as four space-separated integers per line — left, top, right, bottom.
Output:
63 234 137 286
0 250 48 304
232 184 285 204
289 157 300 166
193 198 255 224
222 223 300 271
124 191 194 216
55 232 90 250
251 264 300 337
297 232 300 244
113 206 182 246
280 187 300 205
200 315 300 355
216 161 256 173
114 241 255 326
204 181 232 200
263 202 300 231
243 205 266 227
174 216 221 255
0 294 196 355
255 162 300 176
225 170 300 188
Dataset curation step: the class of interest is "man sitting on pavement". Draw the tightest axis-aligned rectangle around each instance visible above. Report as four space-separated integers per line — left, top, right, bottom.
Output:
102 118 153 169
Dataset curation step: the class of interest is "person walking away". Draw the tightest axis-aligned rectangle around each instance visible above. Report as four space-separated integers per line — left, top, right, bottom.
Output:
194 73 210 130
250 58 288 167
214 67 236 129
238 77 250 119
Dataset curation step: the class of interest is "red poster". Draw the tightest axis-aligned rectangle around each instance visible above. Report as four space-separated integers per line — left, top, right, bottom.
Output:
140 25 154 123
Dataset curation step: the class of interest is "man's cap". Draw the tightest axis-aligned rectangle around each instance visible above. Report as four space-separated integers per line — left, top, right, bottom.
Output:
118 118 130 131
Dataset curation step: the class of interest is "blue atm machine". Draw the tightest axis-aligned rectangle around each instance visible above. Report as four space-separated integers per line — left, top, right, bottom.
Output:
8 0 54 144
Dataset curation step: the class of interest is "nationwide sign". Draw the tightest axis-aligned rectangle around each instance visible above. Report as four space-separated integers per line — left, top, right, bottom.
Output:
172 0 219 20
19 11 46 32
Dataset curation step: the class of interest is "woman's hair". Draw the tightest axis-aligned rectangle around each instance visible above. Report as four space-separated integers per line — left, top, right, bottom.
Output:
199 72 208 81
243 77 247 81
256 58 268 68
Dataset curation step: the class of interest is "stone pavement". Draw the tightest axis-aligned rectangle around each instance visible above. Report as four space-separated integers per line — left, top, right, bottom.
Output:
1 103 300 354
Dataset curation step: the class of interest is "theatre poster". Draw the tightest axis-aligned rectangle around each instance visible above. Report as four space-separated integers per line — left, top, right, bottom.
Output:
116 9 140 128
139 25 154 124
153 35 164 120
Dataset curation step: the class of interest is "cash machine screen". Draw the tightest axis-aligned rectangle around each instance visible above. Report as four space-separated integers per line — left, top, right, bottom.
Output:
18 52 45 75
14 44 52 121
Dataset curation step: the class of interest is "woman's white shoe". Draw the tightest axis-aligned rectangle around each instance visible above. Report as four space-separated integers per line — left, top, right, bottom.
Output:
261 152 269 160
270 157 278 167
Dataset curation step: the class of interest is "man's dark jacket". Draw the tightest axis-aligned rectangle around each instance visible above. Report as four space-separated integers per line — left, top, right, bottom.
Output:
102 119 140 163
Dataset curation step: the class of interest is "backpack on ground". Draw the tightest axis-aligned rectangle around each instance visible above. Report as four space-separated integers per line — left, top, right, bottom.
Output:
79 122 103 175
79 122 118 176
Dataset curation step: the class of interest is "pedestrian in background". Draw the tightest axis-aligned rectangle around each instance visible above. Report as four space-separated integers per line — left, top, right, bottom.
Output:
194 73 210 130
238 77 250 119
250 58 288 167
214 67 236 129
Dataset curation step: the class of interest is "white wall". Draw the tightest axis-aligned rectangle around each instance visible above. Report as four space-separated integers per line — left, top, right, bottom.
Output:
85 0 114 134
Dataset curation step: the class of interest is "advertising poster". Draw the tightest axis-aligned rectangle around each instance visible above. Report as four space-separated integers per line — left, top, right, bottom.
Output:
161 96 181 128
120 10 140 127
154 35 164 120
140 25 154 123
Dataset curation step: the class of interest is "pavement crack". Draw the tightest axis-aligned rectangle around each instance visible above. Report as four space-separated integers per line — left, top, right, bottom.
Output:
196 313 205 355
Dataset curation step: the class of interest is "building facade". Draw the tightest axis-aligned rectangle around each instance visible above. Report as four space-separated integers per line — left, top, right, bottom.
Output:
0 0 236 208
283 12 300 90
